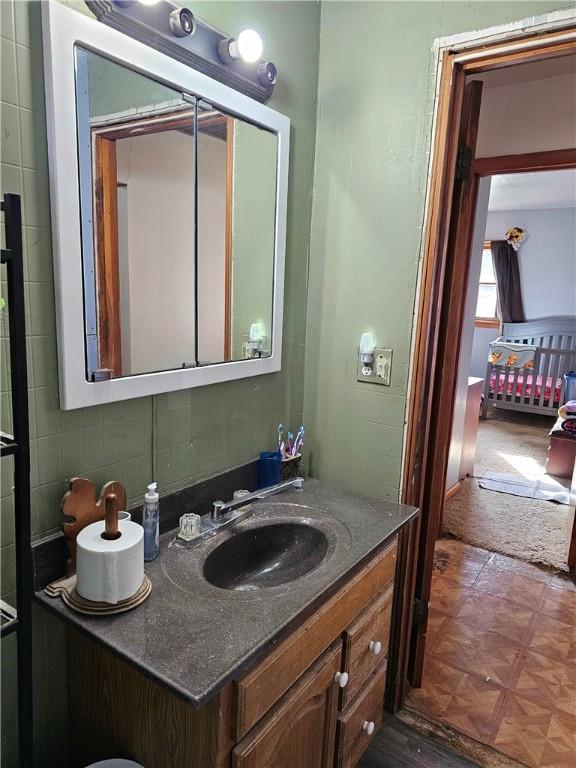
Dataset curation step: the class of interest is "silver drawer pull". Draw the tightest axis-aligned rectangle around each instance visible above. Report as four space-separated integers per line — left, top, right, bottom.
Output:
362 720 375 735
334 671 349 688
369 640 382 656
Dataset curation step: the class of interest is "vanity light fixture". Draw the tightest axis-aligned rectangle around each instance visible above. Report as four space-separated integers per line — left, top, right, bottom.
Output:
256 61 278 86
218 30 263 65
219 31 277 86
217 37 238 64
237 29 264 63
169 7 195 37
88 1 277 101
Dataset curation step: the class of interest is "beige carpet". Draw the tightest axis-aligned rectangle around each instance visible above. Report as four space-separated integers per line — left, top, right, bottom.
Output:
442 408 573 571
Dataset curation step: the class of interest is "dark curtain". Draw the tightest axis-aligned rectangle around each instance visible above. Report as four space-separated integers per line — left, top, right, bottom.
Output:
491 240 525 323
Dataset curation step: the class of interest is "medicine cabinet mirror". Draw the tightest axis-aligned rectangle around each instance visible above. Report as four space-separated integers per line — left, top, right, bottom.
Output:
42 2 289 409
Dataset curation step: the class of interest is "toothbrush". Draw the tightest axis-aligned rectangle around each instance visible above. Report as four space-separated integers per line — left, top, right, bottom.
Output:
287 432 293 454
277 424 284 452
293 426 304 455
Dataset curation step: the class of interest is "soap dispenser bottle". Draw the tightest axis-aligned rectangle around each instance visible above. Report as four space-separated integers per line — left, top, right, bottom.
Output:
143 482 160 562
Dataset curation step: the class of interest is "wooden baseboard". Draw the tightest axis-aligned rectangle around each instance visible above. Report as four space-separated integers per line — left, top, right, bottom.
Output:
444 482 462 502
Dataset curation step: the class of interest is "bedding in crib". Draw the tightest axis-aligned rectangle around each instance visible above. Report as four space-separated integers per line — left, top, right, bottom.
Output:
489 372 563 403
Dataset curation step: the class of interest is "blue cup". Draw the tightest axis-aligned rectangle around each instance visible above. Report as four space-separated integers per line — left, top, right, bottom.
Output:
564 372 576 403
259 451 282 488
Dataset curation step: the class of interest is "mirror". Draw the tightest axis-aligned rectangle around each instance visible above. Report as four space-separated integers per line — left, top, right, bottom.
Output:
76 48 278 380
42 0 289 408
197 104 277 366
77 48 197 379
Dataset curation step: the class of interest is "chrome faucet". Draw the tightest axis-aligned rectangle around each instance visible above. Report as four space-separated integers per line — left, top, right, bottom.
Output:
172 477 305 549
211 477 304 523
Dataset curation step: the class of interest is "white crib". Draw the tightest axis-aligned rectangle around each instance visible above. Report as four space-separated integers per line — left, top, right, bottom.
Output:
481 316 576 419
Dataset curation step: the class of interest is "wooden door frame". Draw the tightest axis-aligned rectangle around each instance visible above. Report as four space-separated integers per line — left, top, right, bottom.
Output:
93 132 122 377
400 26 576 688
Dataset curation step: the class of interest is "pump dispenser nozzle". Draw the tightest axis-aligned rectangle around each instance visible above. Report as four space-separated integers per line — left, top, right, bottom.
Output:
145 482 158 504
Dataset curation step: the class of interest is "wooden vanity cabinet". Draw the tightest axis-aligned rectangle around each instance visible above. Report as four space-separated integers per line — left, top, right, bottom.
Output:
68 523 420 768
233 539 397 741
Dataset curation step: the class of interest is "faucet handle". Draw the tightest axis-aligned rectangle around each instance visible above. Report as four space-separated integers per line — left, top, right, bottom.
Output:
178 512 201 541
212 500 225 521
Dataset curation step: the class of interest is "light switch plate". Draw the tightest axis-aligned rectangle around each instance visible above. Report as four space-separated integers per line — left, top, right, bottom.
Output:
375 348 392 385
357 348 392 385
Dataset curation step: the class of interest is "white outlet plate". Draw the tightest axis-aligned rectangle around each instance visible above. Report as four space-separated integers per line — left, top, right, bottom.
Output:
357 348 392 385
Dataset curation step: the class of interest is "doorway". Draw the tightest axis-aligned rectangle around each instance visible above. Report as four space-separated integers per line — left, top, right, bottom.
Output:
443 167 576 567
406 165 576 766
400 25 576 768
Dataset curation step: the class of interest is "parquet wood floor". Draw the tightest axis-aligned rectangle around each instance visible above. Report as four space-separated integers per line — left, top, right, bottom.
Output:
406 538 576 767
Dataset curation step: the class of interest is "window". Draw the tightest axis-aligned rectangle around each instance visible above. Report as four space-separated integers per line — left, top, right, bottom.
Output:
475 241 499 328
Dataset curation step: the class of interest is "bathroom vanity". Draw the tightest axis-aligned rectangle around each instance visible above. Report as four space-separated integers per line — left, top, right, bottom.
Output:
37 480 419 768
36 9 421 764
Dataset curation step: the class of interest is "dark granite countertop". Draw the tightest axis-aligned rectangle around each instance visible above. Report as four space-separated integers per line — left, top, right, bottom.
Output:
35 479 418 707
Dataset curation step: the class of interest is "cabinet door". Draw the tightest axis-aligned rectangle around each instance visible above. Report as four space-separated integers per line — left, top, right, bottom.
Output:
233 644 341 768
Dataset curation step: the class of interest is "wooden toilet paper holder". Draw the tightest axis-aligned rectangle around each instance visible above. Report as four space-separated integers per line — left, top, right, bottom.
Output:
62 478 127 575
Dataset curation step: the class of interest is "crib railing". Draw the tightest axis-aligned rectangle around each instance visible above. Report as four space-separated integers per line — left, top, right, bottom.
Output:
505 334 576 350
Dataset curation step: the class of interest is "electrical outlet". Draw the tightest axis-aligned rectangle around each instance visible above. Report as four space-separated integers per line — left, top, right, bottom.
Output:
357 347 392 385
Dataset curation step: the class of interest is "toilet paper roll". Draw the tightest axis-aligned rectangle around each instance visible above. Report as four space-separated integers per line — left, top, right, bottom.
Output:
76 520 144 605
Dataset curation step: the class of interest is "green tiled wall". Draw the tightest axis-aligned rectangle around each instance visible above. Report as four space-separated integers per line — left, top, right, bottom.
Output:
304 0 571 501
1 1 320 764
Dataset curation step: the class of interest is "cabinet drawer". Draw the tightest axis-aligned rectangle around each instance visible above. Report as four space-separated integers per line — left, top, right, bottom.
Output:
235 538 397 739
335 666 386 768
340 585 393 709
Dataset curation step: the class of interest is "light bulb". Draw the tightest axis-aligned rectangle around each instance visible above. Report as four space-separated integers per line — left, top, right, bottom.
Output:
359 332 376 370
359 332 376 356
248 322 265 359
237 29 263 63
250 322 264 343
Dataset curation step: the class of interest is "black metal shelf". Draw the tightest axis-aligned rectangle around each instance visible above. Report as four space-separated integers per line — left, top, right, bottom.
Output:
0 431 18 457
1 193 34 766
0 599 19 637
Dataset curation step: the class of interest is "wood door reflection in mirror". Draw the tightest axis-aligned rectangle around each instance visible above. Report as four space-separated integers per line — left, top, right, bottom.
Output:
92 108 233 379
92 110 237 378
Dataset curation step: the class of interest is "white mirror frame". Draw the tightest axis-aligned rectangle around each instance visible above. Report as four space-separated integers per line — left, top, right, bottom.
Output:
41 0 289 410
